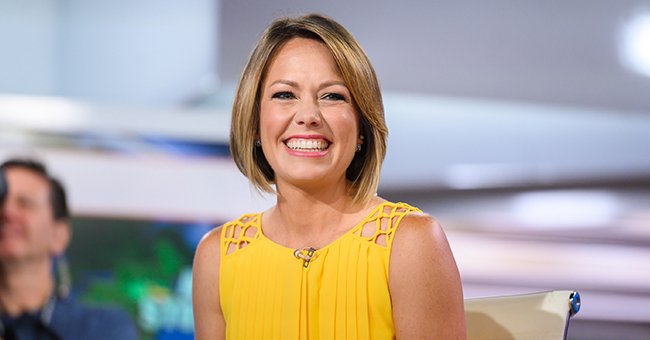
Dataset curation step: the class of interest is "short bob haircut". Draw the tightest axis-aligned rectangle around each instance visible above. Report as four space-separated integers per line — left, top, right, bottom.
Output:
230 13 387 204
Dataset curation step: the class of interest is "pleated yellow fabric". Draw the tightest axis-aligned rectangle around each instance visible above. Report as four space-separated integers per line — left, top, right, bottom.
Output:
219 201 421 340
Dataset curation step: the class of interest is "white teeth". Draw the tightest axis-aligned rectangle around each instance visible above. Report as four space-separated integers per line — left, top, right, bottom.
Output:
286 138 329 151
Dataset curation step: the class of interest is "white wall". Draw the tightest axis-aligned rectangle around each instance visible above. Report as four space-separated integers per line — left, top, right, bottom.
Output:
0 0 218 107
0 0 58 94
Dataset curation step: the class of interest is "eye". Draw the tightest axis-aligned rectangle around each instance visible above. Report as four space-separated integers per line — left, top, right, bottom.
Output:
16 197 35 210
321 92 346 101
271 91 296 100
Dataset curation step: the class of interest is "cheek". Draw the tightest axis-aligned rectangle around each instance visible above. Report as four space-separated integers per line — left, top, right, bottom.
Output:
258 104 282 139
258 114 270 142
258 100 269 125
335 109 360 137
258 118 275 144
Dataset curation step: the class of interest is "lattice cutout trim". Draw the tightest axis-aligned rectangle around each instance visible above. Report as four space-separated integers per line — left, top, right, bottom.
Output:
356 203 420 247
222 214 261 256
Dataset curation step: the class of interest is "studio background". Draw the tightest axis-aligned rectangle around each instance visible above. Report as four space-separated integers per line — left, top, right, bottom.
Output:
1 1 650 339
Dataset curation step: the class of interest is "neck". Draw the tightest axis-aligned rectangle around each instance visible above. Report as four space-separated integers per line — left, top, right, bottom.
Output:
0 258 55 316
267 179 375 249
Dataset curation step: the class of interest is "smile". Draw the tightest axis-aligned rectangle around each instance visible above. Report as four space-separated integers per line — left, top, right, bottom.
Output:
284 138 331 152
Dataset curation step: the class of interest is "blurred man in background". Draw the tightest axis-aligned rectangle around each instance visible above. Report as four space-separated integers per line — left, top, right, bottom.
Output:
0 158 137 340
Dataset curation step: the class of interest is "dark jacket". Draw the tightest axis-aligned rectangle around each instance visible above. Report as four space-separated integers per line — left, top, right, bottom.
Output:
1 295 137 340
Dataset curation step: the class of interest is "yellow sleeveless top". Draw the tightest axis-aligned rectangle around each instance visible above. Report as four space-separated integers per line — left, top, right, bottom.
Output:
219 201 421 340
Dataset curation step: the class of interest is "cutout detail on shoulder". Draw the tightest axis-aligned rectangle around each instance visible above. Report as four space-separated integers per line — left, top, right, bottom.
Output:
222 213 261 256
357 202 421 247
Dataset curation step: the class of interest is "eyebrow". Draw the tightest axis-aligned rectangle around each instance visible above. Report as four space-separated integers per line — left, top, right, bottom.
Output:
269 79 299 88
268 79 348 90
319 80 348 90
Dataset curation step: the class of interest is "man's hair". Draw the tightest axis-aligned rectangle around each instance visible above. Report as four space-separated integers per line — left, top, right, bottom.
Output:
0 158 70 221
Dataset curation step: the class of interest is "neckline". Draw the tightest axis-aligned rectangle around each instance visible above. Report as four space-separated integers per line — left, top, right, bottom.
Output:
256 200 391 254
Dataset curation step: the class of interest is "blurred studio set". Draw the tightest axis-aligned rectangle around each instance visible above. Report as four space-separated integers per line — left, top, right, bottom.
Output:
1 1 650 339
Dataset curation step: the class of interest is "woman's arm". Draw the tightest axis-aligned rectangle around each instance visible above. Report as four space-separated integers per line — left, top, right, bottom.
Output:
389 214 466 339
192 227 226 340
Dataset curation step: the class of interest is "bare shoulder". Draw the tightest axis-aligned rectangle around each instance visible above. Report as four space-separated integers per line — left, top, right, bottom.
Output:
399 210 439 228
195 225 223 261
393 211 446 248
193 224 223 291
193 225 224 285
390 210 467 339
390 210 454 271
193 225 226 339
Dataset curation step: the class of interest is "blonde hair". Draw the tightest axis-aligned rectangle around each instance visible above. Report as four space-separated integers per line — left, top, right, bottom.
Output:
230 13 387 204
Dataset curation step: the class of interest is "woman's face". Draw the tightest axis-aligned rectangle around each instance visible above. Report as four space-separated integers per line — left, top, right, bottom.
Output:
259 37 361 190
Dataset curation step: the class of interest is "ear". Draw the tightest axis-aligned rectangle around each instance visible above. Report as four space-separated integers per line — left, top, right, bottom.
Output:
50 220 71 256
358 134 365 145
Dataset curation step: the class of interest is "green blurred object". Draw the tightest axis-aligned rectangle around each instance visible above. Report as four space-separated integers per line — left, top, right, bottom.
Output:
67 217 196 338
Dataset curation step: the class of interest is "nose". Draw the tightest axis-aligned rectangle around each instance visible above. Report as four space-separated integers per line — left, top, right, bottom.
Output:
293 101 323 127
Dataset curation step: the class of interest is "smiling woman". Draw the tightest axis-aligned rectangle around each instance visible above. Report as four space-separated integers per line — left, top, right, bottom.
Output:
192 13 466 340
228 15 386 203
259 37 361 193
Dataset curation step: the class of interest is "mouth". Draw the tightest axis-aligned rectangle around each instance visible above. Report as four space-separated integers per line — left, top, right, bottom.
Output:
284 137 331 152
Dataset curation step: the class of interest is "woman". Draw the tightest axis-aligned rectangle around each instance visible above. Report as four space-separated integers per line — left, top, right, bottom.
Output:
193 13 466 339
